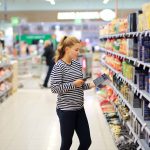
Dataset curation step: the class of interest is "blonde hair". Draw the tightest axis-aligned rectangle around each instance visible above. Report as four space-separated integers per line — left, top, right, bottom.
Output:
54 36 80 62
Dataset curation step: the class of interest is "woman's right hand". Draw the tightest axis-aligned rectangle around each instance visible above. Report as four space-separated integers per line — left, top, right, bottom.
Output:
73 79 84 87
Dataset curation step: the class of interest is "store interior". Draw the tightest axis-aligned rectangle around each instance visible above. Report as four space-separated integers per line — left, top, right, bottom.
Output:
0 0 150 150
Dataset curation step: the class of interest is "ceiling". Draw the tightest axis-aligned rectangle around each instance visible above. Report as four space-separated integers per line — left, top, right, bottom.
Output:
1 0 150 11
0 0 149 22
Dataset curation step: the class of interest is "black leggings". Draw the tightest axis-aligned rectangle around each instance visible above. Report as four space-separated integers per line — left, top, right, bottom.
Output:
57 108 91 150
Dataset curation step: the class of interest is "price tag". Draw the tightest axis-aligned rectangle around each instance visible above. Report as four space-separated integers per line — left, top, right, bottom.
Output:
129 130 132 135
134 61 136 65
129 110 132 115
136 90 139 96
137 145 141 150
148 103 150 109
134 137 138 143
143 64 146 70
134 116 137 122
139 93 143 99
145 31 148 36
137 62 140 67
122 120 125 126
134 89 137 93
141 123 147 132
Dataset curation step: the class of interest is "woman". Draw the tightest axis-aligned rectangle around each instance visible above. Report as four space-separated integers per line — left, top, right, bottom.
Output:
50 36 95 150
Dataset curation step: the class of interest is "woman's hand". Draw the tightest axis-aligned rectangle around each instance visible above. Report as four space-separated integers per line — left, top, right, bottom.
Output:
73 79 85 87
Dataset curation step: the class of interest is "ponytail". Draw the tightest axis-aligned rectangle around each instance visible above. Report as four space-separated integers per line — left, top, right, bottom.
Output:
54 36 80 62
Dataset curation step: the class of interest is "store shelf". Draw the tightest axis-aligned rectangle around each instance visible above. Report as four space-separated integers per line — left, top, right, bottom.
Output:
109 83 150 135
0 72 12 83
101 61 150 103
0 62 11 68
0 86 12 98
126 121 149 150
99 105 118 150
100 47 150 69
109 93 147 150
100 30 150 40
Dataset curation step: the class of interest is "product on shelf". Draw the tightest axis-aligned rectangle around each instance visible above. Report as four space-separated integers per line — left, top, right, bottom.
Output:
142 3 150 30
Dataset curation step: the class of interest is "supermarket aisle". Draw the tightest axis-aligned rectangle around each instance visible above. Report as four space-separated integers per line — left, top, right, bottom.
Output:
0 85 117 150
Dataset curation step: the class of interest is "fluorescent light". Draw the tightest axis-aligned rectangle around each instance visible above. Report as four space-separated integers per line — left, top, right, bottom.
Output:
45 0 55 5
103 0 110 4
100 9 115 21
57 12 101 20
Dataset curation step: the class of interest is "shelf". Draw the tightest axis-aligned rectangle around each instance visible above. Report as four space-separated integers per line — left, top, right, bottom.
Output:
100 30 150 40
109 83 150 135
100 47 150 69
100 61 150 103
100 47 137 62
0 72 12 83
109 93 148 150
126 121 149 150
0 62 11 68
0 86 12 98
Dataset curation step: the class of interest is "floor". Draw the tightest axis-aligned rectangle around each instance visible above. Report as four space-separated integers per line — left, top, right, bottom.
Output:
0 75 117 150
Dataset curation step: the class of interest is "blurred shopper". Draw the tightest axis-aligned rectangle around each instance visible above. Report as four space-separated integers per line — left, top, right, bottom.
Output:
50 36 95 150
42 40 55 88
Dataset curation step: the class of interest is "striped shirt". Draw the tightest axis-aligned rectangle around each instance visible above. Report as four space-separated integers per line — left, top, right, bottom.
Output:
50 59 90 110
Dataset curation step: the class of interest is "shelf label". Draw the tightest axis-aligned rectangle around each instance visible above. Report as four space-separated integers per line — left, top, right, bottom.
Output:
137 145 141 150
139 93 143 99
134 137 138 143
141 123 147 132
134 89 137 93
129 110 132 115
148 103 150 109
145 31 148 36
134 116 137 122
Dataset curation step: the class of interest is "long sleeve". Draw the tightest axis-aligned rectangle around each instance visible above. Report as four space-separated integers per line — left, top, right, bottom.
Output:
50 64 76 94
82 83 90 90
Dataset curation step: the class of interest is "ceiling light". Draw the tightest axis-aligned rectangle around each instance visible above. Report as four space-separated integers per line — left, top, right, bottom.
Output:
103 0 110 4
100 9 115 21
57 12 100 20
45 0 55 5
0 2 2 6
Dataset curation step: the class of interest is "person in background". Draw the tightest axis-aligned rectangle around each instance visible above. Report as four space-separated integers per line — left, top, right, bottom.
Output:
50 36 95 150
42 40 55 88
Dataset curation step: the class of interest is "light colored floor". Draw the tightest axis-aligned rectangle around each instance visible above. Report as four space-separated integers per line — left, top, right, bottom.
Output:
0 77 117 150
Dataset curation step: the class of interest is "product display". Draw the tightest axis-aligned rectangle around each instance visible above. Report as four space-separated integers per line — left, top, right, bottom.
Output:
98 3 150 149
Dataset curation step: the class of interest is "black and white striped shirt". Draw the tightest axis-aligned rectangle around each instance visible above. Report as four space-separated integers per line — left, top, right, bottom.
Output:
50 59 90 110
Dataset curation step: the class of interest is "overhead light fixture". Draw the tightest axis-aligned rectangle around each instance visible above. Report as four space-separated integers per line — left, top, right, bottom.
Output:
103 0 110 4
45 0 55 5
100 9 115 21
0 2 2 6
57 12 100 20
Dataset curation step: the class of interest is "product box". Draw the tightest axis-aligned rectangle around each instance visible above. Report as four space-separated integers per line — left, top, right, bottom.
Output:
132 94 141 108
136 73 145 90
141 98 150 121
138 36 143 61
128 13 137 32
145 75 149 93
127 39 133 57
133 38 138 58
142 36 150 63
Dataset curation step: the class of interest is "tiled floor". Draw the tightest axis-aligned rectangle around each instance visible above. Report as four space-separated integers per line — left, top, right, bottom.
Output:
0 77 117 150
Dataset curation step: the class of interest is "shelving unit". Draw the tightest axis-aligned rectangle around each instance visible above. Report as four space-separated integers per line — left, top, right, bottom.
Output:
99 29 150 149
0 62 16 103
100 30 150 40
